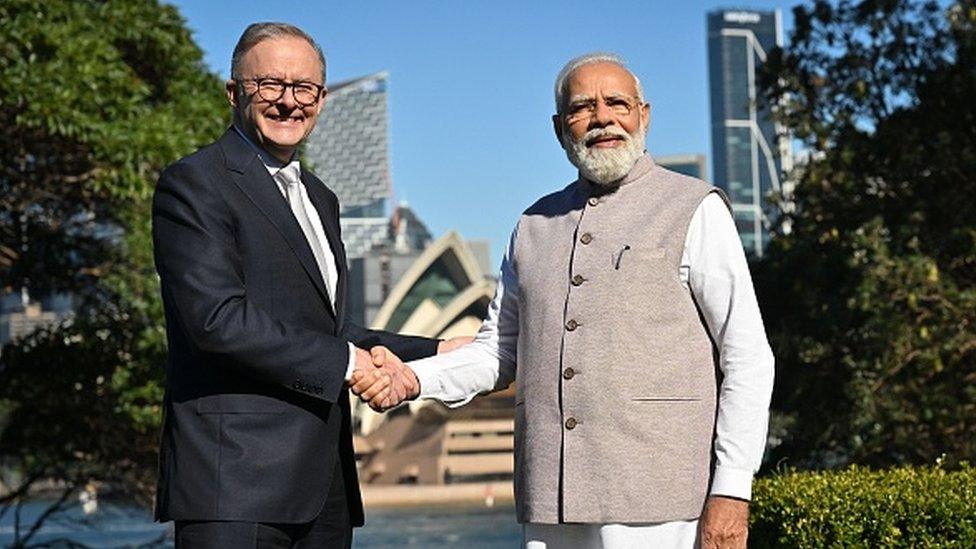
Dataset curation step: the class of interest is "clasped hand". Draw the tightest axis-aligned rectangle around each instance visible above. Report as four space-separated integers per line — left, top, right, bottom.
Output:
349 346 417 412
349 336 472 412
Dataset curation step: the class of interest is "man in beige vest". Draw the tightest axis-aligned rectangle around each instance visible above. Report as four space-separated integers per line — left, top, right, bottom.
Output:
353 53 774 549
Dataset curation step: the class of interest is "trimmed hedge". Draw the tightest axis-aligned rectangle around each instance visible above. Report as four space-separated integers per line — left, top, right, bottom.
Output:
751 465 976 547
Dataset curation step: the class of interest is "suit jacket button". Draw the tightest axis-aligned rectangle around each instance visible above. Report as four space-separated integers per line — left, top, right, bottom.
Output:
565 417 578 430
571 274 585 286
563 368 575 380
588 197 599 207
580 233 593 245
565 319 578 331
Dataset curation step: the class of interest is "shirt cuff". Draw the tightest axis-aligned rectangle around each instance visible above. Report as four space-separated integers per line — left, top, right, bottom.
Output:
710 466 754 501
344 343 357 382
409 360 443 400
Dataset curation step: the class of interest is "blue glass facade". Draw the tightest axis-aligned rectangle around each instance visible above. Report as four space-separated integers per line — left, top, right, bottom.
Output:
657 154 708 181
707 9 790 257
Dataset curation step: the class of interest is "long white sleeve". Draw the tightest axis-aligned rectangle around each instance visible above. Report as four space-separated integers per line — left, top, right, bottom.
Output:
681 193 775 500
410 226 520 405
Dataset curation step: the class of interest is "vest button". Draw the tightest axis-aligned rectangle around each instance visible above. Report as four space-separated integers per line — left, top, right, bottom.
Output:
563 367 575 380
565 417 578 430
587 197 599 207
580 232 593 245
565 319 578 331
571 274 585 286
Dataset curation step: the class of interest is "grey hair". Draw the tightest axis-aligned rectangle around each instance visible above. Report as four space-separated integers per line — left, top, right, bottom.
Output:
231 22 327 82
553 52 644 113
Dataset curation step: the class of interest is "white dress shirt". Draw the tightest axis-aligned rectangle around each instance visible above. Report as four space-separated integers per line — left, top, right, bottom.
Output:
409 193 775 547
233 126 358 381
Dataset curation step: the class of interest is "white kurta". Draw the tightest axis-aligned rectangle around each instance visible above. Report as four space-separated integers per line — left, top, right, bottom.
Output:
410 193 775 548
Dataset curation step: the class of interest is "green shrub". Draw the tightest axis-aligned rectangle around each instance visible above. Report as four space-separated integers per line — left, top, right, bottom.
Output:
751 465 976 547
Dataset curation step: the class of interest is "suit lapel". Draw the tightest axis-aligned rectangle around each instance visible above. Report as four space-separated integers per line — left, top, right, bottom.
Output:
218 129 335 317
302 170 348 331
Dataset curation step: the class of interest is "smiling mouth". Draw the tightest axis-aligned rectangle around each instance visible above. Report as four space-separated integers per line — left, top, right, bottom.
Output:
587 135 625 148
267 114 303 123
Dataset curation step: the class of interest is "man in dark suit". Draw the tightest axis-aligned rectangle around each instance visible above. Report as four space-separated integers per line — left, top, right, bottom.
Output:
151 22 452 548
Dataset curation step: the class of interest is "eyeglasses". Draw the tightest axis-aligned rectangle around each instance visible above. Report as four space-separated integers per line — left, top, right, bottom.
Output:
237 78 326 107
564 96 640 124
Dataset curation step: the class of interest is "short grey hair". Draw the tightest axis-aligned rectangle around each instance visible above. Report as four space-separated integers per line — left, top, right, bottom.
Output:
553 52 644 113
231 22 326 82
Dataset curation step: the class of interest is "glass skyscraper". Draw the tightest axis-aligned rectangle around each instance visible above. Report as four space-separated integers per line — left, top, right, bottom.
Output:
657 154 708 181
707 9 792 257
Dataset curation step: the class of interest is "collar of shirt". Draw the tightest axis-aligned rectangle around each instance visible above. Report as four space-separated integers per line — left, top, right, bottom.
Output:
232 125 301 179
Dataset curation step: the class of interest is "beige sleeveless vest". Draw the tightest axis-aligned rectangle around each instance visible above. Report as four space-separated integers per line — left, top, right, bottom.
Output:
512 154 727 524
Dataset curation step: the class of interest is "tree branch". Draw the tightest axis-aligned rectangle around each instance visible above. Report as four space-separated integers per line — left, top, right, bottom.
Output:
18 485 77 546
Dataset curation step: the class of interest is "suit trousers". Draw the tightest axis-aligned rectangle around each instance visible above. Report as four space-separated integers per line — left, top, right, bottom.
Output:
174 456 352 548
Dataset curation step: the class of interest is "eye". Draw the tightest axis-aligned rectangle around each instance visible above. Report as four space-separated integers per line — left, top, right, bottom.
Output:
259 79 285 92
569 101 593 114
606 98 632 114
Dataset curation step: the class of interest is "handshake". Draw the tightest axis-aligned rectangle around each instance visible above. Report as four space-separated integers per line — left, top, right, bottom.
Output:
349 346 415 412
349 336 472 412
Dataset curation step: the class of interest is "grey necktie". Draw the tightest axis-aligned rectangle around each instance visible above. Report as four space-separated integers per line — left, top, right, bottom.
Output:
275 163 335 306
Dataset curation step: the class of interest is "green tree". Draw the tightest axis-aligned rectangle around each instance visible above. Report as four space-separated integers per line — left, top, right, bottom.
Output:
0 0 227 544
756 0 976 468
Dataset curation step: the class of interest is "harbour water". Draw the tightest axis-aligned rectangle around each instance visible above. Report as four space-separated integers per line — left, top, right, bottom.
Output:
0 501 521 547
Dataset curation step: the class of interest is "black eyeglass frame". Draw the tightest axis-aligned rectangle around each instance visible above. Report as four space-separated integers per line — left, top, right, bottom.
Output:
235 77 327 107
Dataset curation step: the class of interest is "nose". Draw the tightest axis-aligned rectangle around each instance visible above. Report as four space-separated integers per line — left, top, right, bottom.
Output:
276 86 300 110
590 100 615 128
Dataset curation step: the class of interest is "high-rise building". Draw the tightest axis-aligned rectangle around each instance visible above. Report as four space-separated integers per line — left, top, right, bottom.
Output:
305 72 429 326
656 153 708 181
707 9 793 256
0 289 73 355
304 72 492 326
305 72 393 258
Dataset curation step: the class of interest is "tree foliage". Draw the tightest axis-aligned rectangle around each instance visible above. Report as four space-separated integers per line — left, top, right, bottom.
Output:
0 0 227 542
756 0 976 468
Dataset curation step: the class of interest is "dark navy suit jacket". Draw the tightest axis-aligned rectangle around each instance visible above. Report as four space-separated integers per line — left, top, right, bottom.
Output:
151 128 437 525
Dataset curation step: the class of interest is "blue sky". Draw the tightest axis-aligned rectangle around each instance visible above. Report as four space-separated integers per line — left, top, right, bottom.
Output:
170 0 801 265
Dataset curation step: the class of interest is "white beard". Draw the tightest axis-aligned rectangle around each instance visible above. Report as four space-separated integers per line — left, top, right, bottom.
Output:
563 125 646 186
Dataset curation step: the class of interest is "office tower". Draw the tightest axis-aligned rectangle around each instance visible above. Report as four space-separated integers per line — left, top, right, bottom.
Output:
304 72 420 325
707 9 793 256
657 154 708 181
303 72 492 326
0 289 73 354
305 72 393 255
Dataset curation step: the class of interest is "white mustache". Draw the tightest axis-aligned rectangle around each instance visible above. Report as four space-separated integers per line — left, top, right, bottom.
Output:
578 126 631 146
